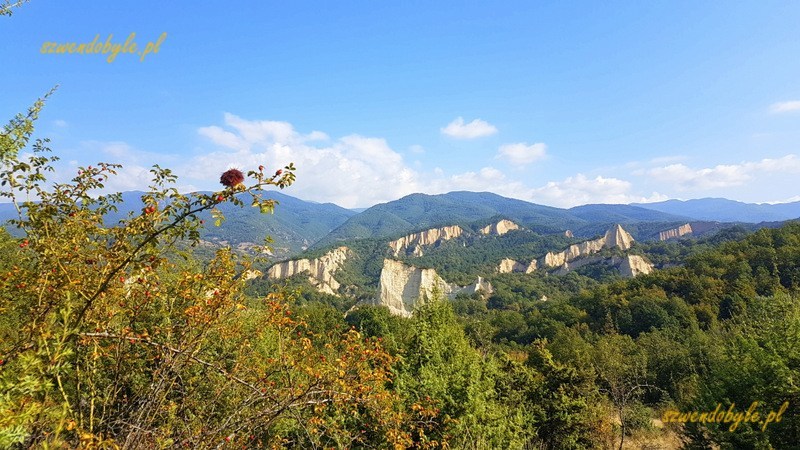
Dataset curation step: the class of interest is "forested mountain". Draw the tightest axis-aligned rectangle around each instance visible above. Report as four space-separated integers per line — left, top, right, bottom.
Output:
567 203 690 223
4 190 795 259
194 190 355 256
314 191 696 248
0 190 355 258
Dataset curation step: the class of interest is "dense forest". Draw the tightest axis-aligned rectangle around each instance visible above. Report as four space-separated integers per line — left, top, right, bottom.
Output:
2 93 799 449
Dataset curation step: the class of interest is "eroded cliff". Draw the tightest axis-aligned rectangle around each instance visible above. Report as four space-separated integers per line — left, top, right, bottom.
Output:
659 223 693 241
497 258 537 274
388 225 463 257
369 259 492 317
480 219 520 236
541 224 634 269
618 255 653 277
266 246 350 295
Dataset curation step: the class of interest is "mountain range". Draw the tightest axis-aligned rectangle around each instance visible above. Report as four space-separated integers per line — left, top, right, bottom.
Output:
631 198 800 223
2 191 798 258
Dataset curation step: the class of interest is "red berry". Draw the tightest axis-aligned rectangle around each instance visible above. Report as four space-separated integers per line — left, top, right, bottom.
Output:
216 195 224 202
275 169 283 176
258 165 264 171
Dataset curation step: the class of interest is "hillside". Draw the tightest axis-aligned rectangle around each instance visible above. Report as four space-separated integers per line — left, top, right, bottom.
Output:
0 190 355 258
196 190 355 256
315 192 574 248
568 203 691 223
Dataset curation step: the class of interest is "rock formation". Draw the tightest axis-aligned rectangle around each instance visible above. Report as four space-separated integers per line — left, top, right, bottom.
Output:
480 219 520 236
457 276 494 296
370 259 492 317
564 230 574 238
618 255 653 277
553 255 606 275
495 226 647 278
497 258 536 274
659 223 693 241
267 246 349 295
388 225 463 257
604 224 635 250
541 224 634 269
553 254 653 278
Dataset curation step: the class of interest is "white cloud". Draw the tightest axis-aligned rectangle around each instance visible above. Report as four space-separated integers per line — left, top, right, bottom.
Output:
496 142 547 166
440 117 498 139
430 167 512 192
409 144 425 154
646 155 800 191
647 163 747 190
59 115 796 210
198 113 328 151
192 114 672 208
528 174 667 207
53 119 68 128
72 141 186 194
192 114 422 208
770 100 800 113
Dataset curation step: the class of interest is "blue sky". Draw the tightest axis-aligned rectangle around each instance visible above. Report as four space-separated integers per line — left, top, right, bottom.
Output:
3 1 800 208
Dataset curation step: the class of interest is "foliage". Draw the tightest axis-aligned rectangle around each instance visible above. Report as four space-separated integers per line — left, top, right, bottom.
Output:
0 0 29 16
0 96 411 448
682 293 800 448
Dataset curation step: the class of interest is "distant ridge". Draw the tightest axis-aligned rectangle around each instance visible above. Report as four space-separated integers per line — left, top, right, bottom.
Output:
4 191 795 257
632 198 800 223
568 204 691 223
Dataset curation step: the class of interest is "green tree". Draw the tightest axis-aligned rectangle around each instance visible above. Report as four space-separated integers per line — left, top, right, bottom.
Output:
685 294 800 448
395 298 527 448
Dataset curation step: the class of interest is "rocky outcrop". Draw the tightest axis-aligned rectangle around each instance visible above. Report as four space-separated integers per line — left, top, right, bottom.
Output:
495 226 644 278
498 258 525 273
480 219 520 236
370 259 492 317
659 223 693 241
554 254 653 278
497 258 536 274
267 246 349 295
388 225 463 257
564 230 574 238
457 276 494 297
553 255 606 275
541 225 634 269
618 255 653 277
605 224 635 250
